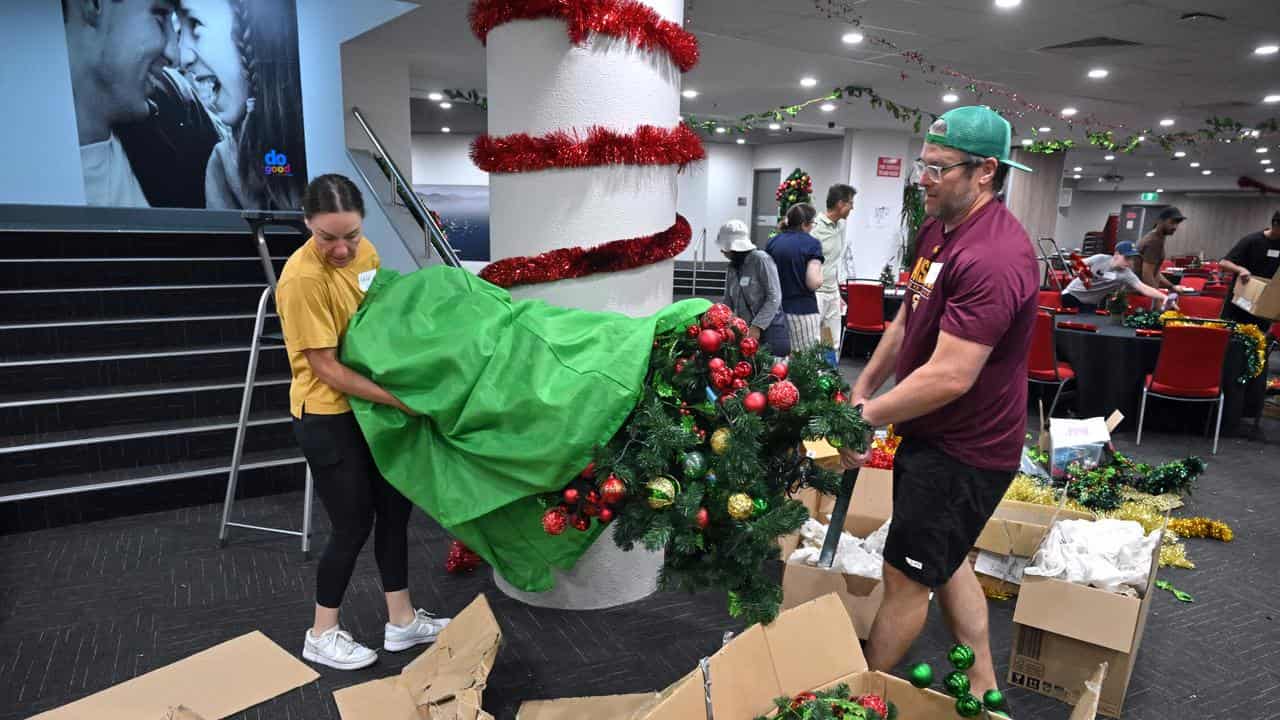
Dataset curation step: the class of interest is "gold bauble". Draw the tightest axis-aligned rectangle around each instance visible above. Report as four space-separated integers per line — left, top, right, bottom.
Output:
727 493 754 520
646 476 679 510
710 427 732 455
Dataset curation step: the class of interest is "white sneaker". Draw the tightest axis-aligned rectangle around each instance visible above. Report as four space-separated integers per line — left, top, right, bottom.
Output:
302 626 377 670
384 609 451 652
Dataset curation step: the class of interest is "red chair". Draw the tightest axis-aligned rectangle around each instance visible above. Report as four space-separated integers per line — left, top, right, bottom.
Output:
1127 294 1155 313
1027 311 1075 418
1136 324 1231 454
1180 276 1209 292
845 280 889 339
1173 257 1191 268
897 271 909 286
1038 290 1063 311
1200 283 1229 299
1178 294 1224 319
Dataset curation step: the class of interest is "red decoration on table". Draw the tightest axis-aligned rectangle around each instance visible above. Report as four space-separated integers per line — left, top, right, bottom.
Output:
1057 321 1098 332
1058 307 1079 315
1136 328 1164 337
1094 309 1110 316
469 0 701 73
767 380 799 411
444 540 484 574
743 391 767 414
472 124 705 174
479 214 692 288
542 506 568 535
739 337 759 357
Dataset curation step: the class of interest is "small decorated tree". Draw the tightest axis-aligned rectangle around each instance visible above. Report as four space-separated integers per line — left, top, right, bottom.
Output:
776 168 814 221
539 304 869 625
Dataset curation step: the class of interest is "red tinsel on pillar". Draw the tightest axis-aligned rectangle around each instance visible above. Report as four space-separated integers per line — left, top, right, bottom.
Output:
469 0 700 72
472 124 705 174
480 215 691 288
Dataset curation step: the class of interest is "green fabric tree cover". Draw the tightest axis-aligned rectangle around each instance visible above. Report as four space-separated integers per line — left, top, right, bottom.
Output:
339 266 709 591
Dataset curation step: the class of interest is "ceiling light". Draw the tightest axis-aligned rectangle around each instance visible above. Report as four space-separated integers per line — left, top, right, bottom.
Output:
995 0 1021 8
1202 169 1213 175
1021 139 1033 146
1073 166 1083 172
1137 135 1146 142
736 138 745 145
800 77 818 88
768 122 782 131
715 127 727 134
441 127 451 133
842 32 864 44
821 103 836 112
1190 162 1201 167
1145 171 1155 177
682 89 699 99
1087 68 1109 79
1038 126 1052 133
1269 168 1277 174
1263 159 1273 165
1251 130 1263 137
1255 45 1280 55
439 102 452 109
1156 188 1164 193
1073 174 1082 179
1257 147 1269 153
426 92 443 101
1265 95 1280 103
1061 107 1078 117
1174 151 1187 158
942 93 959 103
1159 118 1175 127
1104 154 1115 161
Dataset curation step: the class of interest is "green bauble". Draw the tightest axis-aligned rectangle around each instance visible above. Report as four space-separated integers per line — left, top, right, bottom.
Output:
983 689 1006 711
752 497 768 516
907 663 934 688
943 671 971 698
948 644 976 671
818 375 837 394
955 694 982 718
682 451 708 481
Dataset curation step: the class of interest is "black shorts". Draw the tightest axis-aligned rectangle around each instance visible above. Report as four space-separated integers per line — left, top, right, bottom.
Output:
884 439 1014 588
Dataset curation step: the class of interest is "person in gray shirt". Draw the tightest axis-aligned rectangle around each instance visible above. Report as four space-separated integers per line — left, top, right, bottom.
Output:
716 219 790 356
1061 241 1169 312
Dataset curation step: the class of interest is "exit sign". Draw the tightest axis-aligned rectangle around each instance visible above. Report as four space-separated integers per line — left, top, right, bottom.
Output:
1140 192 1159 201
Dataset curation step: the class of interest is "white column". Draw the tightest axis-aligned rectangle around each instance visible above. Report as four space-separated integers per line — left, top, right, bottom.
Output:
843 129 915 280
484 1 685 608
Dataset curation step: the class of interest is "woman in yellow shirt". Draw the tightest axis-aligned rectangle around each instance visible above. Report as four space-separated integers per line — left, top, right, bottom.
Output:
277 174 448 670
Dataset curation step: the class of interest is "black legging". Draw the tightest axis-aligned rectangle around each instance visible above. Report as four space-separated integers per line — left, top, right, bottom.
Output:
293 411 412 609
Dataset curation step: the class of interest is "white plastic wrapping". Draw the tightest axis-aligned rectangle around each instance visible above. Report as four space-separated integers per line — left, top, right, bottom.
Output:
1023 519 1159 595
787 517 890 579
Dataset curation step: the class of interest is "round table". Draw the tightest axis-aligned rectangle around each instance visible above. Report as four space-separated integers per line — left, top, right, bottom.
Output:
1053 319 1254 436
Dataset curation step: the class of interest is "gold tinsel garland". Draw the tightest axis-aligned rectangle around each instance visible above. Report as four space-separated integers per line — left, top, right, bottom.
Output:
1003 474 1234 570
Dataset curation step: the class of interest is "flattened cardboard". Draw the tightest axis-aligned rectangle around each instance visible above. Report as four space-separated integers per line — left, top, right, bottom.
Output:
975 500 1096 559
335 594 501 720
1232 275 1280 321
516 693 661 720
33 631 318 720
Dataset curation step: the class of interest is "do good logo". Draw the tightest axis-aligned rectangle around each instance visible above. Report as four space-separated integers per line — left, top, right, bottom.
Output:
263 149 292 176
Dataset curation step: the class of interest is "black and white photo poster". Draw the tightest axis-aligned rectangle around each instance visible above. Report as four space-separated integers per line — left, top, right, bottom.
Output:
61 0 307 210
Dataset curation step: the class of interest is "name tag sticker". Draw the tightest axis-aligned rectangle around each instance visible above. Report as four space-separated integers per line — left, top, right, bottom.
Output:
739 276 751 287
358 269 376 292
1267 249 1279 258
924 261 944 284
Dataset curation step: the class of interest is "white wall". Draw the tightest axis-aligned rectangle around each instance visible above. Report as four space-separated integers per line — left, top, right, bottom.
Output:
753 139 844 210
678 143 752 261
1054 190 1126 251
342 38 412 175
843 129 914 280
411 133 489 186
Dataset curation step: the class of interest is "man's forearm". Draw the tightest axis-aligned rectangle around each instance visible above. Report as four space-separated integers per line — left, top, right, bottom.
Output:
1220 259 1248 277
861 360 968 427
319 362 408 411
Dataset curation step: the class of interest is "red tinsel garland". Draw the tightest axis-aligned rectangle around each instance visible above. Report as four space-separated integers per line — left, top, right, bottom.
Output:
469 0 699 72
472 124 705 174
480 215 691 288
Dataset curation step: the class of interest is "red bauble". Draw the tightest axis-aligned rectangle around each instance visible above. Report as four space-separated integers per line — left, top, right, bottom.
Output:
733 361 753 379
695 507 710 529
708 357 727 371
770 361 788 380
743 391 767 414
586 490 600 505
732 317 749 335
581 502 600 517
722 328 736 344
739 337 759 357
674 359 686 374
698 329 723 353
702 303 733 329
855 694 889 718
695 427 707 441
563 487 580 504
834 391 848 404
571 515 591 532
444 540 483 574
542 507 568 535
767 380 800 411
712 370 734 391
790 692 818 710
599 475 626 505
581 462 596 479
686 324 700 338
732 378 747 390
598 507 614 523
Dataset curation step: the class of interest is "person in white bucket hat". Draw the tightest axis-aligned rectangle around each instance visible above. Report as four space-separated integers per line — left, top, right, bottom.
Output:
716 219 790 356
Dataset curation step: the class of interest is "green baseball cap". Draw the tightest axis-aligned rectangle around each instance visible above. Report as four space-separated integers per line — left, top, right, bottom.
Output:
926 106 1033 173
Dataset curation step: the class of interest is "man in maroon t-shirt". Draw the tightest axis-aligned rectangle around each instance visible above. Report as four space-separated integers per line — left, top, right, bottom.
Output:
839 106 1038 701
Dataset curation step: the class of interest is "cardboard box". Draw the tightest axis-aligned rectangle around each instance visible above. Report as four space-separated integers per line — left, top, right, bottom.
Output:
778 467 892 639
334 594 501 720
1037 411 1124 478
33 631 318 720
1008 524 1164 718
516 693 662 720
972 500 1096 597
1232 275 1280 321
803 438 843 472
521 593 1101 720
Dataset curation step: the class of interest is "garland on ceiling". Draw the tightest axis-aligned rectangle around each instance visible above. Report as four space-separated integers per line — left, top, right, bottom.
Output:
479 214 691 288
443 88 487 110
469 0 700 72
685 85 938 136
471 124 705 173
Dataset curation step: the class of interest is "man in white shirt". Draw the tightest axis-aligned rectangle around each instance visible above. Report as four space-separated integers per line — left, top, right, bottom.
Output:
63 0 181 207
811 184 857 357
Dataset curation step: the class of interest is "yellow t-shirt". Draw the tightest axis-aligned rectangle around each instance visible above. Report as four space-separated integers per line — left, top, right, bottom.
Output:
276 236 380 418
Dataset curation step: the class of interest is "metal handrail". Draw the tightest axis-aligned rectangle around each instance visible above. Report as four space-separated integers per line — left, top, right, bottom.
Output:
349 106 462 268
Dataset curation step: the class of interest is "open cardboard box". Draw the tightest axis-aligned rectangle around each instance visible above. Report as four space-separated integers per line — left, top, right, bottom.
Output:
1232 274 1280 321
334 594 501 720
1008 521 1165 718
520 593 1103 719
778 468 893 639
972 500 1096 598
